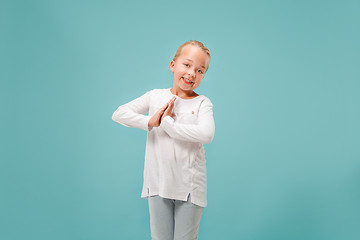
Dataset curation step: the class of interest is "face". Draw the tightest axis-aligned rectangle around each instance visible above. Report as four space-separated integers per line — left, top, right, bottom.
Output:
170 45 210 94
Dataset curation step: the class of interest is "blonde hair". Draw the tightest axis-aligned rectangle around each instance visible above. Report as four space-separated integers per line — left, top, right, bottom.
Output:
173 40 211 72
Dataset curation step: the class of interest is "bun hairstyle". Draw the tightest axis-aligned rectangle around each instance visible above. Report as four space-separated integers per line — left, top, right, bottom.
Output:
172 40 211 73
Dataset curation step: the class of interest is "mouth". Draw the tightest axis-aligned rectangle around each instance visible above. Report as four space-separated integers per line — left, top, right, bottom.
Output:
182 77 194 85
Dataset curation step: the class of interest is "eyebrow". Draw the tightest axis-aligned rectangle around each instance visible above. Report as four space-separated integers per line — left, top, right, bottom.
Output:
185 58 206 69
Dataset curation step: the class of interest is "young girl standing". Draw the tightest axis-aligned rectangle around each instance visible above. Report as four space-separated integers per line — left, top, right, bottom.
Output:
112 40 215 240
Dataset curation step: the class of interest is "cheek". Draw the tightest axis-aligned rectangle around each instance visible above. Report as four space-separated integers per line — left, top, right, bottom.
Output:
196 77 203 84
193 80 202 88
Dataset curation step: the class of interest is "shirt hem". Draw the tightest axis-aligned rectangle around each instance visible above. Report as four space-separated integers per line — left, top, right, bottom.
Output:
141 190 207 207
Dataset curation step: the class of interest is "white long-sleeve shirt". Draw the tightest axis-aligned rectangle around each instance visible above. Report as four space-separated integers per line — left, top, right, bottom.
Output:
112 88 215 207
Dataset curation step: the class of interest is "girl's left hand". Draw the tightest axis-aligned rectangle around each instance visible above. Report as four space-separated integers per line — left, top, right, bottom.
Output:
161 97 176 122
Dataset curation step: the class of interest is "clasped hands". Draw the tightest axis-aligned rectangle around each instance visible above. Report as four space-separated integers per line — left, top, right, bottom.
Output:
148 96 176 129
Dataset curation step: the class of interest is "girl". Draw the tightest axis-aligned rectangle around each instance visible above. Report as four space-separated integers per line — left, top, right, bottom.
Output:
112 40 215 240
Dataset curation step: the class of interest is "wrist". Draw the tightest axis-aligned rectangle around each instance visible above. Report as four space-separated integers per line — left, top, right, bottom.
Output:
148 119 154 128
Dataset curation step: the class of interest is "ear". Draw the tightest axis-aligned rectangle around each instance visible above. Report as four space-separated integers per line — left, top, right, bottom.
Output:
170 60 175 72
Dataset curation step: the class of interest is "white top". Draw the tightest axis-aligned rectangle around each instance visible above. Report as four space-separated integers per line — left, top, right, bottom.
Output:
112 88 215 207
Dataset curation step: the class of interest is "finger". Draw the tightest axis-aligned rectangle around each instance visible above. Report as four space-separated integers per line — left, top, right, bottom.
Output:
168 100 175 110
163 102 170 109
158 103 168 113
167 98 175 107
163 107 170 115
155 109 166 120
160 97 175 115
163 106 173 118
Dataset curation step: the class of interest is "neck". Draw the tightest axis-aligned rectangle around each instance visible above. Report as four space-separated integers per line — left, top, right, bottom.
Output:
170 87 198 99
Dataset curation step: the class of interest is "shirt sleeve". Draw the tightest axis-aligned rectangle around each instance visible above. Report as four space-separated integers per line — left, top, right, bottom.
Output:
111 90 154 132
159 97 215 144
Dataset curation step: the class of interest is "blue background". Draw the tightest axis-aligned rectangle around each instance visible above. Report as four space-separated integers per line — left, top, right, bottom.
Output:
1 0 359 239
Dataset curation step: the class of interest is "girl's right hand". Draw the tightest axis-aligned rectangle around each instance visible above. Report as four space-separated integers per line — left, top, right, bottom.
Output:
148 97 176 128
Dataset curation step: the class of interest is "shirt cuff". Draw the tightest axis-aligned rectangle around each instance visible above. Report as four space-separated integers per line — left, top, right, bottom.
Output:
160 115 174 130
144 115 153 132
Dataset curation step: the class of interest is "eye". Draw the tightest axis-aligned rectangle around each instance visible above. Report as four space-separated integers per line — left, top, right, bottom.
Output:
184 64 190 67
198 69 204 74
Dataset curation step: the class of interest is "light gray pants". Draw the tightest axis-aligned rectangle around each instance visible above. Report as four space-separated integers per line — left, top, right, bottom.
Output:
148 194 204 240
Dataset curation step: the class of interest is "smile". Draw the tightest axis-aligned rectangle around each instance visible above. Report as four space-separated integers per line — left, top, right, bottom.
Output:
182 77 193 84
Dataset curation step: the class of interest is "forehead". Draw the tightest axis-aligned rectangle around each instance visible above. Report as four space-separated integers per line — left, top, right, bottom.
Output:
178 45 209 67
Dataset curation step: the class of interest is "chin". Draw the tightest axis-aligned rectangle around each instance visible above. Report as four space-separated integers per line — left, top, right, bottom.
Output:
180 86 194 91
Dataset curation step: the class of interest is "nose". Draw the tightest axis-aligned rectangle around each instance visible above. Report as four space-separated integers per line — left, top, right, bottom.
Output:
187 69 196 78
